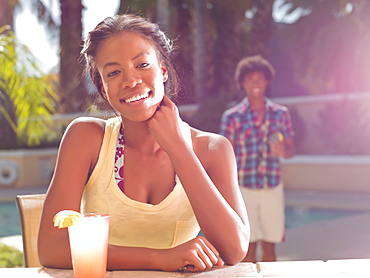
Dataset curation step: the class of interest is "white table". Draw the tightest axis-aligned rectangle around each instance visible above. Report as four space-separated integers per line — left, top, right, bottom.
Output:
0 263 257 277
1 259 369 277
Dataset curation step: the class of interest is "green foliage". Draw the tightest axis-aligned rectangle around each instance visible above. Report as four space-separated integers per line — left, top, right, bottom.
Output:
0 26 59 146
0 243 24 268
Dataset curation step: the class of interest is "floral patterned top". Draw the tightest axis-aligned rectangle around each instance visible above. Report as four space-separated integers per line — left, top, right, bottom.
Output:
114 125 125 192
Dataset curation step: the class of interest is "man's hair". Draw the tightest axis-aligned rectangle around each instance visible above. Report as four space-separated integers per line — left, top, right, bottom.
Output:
235 55 275 89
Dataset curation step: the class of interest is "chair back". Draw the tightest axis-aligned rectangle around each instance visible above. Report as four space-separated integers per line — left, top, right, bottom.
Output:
16 194 46 267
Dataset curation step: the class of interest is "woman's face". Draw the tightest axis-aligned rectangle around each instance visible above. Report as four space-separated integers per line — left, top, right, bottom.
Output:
96 32 168 122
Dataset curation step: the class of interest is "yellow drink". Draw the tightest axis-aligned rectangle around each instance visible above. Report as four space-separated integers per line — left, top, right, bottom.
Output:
68 213 110 278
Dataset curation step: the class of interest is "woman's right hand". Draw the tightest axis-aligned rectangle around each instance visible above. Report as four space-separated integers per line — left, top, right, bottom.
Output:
158 236 224 272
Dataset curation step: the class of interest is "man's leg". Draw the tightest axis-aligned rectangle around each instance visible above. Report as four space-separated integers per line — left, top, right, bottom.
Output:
261 241 276 261
243 241 258 263
260 184 285 261
240 187 260 263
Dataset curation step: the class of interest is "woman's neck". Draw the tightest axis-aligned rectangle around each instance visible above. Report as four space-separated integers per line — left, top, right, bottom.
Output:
121 117 161 154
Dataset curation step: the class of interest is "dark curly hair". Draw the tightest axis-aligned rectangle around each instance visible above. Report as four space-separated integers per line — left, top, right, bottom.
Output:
81 14 179 102
234 55 275 90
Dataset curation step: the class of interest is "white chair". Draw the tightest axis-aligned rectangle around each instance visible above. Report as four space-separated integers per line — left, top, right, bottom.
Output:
16 194 46 267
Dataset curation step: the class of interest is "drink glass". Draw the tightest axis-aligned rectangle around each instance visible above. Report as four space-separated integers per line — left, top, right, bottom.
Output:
68 213 110 278
269 132 284 156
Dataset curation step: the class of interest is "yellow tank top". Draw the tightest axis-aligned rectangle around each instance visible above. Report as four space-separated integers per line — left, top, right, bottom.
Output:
81 116 200 248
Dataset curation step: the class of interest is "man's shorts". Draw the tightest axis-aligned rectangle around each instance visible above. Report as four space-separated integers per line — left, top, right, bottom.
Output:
240 183 285 243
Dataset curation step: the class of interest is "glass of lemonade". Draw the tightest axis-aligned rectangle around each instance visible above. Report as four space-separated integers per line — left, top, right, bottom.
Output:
68 213 110 278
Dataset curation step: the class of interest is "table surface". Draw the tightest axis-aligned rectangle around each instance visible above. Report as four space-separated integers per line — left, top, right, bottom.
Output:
1 259 370 277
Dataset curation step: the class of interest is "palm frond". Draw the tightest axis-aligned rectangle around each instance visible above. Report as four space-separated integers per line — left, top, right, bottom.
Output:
0 28 59 146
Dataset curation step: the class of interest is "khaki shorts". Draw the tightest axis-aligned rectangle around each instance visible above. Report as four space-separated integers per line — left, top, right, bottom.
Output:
240 183 285 243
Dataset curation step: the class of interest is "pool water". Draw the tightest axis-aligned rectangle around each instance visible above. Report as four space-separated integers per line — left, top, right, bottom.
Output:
0 202 364 238
0 202 21 238
285 206 362 229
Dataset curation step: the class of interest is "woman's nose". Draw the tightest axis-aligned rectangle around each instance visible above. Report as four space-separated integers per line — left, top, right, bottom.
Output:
124 70 142 88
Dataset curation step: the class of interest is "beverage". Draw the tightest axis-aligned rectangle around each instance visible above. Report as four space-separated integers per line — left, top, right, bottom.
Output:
68 213 110 278
269 132 284 156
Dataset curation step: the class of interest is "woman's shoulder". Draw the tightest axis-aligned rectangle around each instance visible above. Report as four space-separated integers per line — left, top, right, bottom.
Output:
190 127 234 172
60 117 110 166
67 116 106 135
62 117 117 146
190 127 233 156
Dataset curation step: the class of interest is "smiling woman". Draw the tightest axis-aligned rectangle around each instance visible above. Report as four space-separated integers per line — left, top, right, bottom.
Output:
37 14 250 273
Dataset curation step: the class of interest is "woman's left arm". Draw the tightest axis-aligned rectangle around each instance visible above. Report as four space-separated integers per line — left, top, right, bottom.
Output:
174 132 250 265
147 96 250 265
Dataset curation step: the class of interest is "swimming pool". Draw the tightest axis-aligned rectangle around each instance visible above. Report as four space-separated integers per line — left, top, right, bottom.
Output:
284 206 361 229
0 202 21 238
0 202 364 238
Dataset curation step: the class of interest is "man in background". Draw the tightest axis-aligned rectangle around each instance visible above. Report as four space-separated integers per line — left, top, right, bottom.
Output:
219 55 296 262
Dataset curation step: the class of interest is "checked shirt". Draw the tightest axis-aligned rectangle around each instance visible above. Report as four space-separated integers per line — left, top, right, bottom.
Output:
220 97 294 189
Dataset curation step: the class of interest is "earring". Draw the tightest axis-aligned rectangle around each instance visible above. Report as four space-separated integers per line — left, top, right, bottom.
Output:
164 76 168 82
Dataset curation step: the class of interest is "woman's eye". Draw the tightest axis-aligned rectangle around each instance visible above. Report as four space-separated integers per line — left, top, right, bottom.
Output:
137 62 149 68
107 70 120 77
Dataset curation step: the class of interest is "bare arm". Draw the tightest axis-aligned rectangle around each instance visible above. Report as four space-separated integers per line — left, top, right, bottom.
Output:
38 117 105 268
172 133 249 265
271 136 296 159
282 137 296 158
147 96 250 265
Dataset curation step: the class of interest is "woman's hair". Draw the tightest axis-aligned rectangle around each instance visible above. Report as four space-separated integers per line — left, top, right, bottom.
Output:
81 14 179 102
234 55 275 90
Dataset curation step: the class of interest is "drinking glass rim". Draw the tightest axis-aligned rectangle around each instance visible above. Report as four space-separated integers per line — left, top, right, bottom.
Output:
83 213 110 218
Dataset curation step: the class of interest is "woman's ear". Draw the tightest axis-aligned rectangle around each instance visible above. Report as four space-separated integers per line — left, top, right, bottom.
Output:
99 80 108 100
100 86 108 101
160 62 168 82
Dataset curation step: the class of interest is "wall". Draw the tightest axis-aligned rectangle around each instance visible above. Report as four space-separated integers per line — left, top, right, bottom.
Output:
281 155 370 193
0 149 57 189
273 92 370 154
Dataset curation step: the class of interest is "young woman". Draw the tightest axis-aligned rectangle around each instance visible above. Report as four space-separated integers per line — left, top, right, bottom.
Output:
38 14 249 272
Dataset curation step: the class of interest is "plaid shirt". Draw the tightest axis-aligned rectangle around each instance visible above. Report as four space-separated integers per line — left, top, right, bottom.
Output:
219 97 294 189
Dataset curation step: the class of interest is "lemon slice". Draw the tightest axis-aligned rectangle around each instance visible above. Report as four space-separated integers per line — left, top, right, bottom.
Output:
269 132 284 143
53 210 83 229
276 132 284 142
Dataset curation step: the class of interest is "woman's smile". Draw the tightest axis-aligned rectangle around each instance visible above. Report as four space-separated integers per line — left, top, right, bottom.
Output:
121 93 149 103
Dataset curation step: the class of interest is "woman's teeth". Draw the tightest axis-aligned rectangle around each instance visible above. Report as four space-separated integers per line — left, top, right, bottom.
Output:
124 92 149 103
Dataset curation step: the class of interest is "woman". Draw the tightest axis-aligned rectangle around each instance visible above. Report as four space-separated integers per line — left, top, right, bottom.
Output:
38 14 249 272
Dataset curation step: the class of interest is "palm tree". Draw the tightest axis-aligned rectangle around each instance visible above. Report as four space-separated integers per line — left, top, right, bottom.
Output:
117 0 157 17
193 0 206 104
210 0 252 100
0 0 18 31
27 0 86 113
157 0 170 32
0 27 58 147
247 0 274 59
59 0 86 113
0 0 18 148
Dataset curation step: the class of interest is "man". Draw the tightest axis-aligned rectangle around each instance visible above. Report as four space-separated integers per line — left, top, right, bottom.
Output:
219 55 296 262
